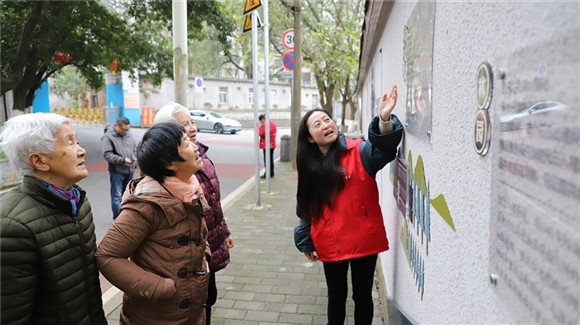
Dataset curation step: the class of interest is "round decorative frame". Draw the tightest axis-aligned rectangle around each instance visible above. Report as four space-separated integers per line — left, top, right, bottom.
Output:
474 109 491 156
476 62 493 110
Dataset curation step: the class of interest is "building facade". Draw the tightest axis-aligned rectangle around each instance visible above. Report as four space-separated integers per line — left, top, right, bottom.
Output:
140 76 320 113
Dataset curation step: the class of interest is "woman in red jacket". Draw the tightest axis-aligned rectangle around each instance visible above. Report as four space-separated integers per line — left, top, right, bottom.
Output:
258 113 277 178
296 85 403 325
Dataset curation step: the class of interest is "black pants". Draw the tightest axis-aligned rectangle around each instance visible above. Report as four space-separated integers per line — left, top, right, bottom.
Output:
262 148 275 177
206 272 217 325
322 254 378 325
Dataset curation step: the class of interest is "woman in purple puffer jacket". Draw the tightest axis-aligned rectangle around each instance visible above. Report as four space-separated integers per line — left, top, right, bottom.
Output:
154 103 234 324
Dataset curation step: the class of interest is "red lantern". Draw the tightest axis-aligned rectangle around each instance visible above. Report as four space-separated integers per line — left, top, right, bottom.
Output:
108 59 119 74
53 52 64 65
53 52 72 65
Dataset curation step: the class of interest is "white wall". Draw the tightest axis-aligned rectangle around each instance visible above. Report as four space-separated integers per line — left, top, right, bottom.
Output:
359 1 579 324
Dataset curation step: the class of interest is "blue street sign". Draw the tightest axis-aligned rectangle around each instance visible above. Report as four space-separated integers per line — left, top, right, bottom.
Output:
282 51 294 71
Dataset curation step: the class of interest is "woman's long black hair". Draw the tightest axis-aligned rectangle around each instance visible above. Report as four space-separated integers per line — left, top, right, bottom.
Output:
296 109 344 223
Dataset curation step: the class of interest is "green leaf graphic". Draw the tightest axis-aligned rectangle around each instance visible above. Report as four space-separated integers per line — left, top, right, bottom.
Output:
430 194 455 231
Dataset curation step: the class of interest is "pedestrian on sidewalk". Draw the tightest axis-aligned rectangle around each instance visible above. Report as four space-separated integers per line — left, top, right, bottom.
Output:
295 85 404 325
96 123 210 325
0 113 106 324
258 113 277 178
154 103 234 324
101 117 137 220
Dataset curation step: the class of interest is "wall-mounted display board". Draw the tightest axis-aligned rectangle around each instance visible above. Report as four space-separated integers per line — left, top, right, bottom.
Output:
489 27 580 324
402 0 435 142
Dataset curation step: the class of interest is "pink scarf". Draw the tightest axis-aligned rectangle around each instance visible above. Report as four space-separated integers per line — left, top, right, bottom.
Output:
162 175 201 203
135 175 208 210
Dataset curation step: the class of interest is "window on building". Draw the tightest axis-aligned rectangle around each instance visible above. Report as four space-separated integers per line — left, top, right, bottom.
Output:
219 87 228 104
91 93 98 108
303 72 312 86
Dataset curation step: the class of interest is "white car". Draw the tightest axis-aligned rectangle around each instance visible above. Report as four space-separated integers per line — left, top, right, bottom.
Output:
500 101 569 123
499 101 571 131
189 110 242 134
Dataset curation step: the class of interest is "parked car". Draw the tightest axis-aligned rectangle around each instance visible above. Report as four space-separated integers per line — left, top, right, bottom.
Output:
500 101 570 123
500 101 571 131
189 110 242 134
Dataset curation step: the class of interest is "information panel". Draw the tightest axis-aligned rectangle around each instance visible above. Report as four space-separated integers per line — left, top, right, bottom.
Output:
402 0 434 142
489 27 580 325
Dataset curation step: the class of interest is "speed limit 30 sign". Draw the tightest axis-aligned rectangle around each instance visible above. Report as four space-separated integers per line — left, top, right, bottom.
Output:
282 29 294 50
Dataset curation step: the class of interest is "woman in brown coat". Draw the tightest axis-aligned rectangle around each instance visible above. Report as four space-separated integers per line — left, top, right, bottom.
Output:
96 123 210 325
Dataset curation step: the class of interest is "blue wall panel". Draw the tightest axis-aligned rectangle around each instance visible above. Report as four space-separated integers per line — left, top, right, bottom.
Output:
33 80 50 113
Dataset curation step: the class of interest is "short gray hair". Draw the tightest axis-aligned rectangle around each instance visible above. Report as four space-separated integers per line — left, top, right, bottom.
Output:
154 103 189 124
0 113 70 176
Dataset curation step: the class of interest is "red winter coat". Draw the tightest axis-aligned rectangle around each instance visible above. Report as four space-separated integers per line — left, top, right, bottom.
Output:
310 138 389 262
259 120 277 149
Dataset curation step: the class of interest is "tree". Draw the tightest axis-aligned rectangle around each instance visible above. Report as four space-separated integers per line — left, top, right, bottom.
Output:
269 0 364 127
1 0 235 113
206 0 282 81
189 23 242 79
51 67 91 108
1 1 144 111
215 0 259 80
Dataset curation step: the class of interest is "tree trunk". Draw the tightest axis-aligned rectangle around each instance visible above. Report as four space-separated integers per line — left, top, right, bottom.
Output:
339 74 350 131
341 100 347 131
349 99 357 120
290 0 302 170
245 63 253 79
0 2 43 96
12 84 29 112
315 75 326 110
322 84 334 116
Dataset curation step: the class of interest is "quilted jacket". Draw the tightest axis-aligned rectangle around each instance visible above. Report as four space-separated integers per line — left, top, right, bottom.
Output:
196 141 231 273
0 176 106 325
96 176 210 325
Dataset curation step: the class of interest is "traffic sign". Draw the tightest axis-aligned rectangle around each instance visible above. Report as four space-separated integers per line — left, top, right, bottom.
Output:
242 0 262 16
194 77 203 88
242 13 262 34
282 29 294 50
282 51 294 71
279 71 293 79
194 77 203 93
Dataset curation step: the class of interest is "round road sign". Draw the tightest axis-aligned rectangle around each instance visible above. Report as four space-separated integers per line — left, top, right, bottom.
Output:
282 29 294 50
194 77 203 88
282 51 294 71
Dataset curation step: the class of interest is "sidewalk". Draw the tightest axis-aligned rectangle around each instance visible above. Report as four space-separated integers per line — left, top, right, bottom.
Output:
103 161 385 324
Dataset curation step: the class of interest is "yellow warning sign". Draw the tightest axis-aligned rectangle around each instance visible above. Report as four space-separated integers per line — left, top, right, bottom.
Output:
242 0 262 16
242 13 262 34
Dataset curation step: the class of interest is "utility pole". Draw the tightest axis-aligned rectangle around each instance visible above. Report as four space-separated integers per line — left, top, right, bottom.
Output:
264 0 271 193
291 0 302 169
172 0 188 107
251 11 261 206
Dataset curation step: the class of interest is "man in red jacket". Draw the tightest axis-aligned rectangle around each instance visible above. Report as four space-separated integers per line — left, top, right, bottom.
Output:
258 113 277 178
